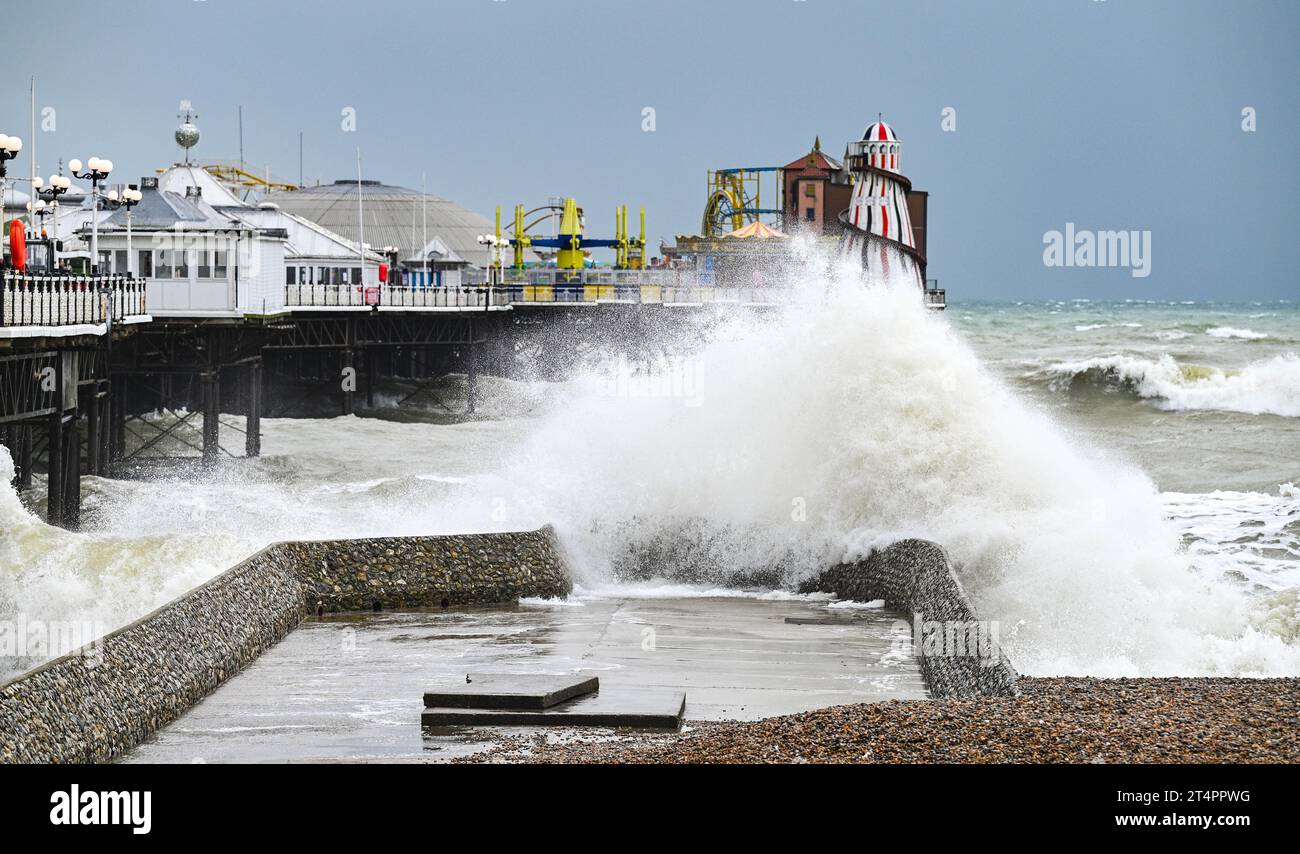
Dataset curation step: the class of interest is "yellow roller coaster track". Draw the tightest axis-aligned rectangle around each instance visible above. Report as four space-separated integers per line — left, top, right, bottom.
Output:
202 163 299 193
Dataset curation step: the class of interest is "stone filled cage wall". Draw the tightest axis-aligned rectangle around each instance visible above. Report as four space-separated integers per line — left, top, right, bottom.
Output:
0 526 570 764
809 539 1019 698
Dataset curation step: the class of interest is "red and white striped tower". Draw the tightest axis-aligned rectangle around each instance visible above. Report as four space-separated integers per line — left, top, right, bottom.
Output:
840 119 925 290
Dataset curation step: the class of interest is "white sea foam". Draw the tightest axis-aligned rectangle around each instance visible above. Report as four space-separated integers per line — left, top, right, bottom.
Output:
1162 485 1300 591
825 599 885 610
1 252 1297 680
498 257 1299 677
1039 353 1300 417
570 581 833 603
1075 322 1143 332
1207 326 1269 340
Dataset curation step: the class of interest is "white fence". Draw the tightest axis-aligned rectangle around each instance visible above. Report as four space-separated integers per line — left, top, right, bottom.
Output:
2 273 148 330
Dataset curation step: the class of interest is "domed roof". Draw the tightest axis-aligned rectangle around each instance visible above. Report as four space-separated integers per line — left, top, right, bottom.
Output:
2 187 31 210
862 120 898 143
270 179 496 267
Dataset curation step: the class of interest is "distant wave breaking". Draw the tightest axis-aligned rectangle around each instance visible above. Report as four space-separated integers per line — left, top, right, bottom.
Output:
1206 326 1270 340
1037 353 1300 417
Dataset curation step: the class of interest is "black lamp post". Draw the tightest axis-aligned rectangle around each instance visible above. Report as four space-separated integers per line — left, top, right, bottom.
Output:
97 185 143 275
69 156 113 274
36 174 73 269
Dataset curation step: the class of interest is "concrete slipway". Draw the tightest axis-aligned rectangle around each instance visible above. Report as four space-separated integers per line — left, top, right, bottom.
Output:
124 594 925 763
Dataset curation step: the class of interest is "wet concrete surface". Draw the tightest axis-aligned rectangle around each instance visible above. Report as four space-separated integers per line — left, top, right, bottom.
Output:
124 595 926 763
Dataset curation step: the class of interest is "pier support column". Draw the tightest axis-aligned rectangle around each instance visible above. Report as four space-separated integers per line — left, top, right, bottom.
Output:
202 370 220 464
64 421 81 529
467 325 478 416
99 384 111 476
17 425 32 491
47 410 64 526
46 353 72 525
366 349 377 409
342 349 355 415
109 375 126 471
245 362 262 458
85 384 101 477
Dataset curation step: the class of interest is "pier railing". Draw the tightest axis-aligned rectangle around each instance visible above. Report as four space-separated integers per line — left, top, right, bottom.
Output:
463 267 694 289
1 272 148 330
462 267 797 306
283 269 946 311
924 279 946 309
284 283 511 310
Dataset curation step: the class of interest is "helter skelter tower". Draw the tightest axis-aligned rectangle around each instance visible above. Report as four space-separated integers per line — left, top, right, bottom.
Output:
839 119 926 291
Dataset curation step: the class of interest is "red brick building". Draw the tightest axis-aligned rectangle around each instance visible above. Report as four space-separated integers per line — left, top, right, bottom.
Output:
781 137 853 236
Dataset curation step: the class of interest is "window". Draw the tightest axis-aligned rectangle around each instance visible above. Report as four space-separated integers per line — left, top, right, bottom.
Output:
114 250 128 274
214 251 227 278
176 250 190 279
138 250 153 277
351 267 362 285
156 250 172 279
317 267 329 286
286 266 296 285
197 251 212 279
803 183 816 198
805 207 815 222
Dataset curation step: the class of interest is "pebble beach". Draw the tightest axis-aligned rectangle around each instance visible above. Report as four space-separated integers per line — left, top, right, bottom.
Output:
462 678 1300 764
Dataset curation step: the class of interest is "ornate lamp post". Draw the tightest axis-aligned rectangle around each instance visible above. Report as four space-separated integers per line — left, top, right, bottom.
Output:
98 186 143 275
69 156 113 274
36 173 72 268
25 197 47 233
0 134 23 266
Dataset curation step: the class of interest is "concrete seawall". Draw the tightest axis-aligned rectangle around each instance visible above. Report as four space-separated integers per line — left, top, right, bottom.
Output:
293 529 572 613
612 526 1019 698
0 526 570 764
809 539 1019 698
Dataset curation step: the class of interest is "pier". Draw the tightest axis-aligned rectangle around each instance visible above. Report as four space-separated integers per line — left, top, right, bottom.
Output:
1 265 827 527
1 117 942 529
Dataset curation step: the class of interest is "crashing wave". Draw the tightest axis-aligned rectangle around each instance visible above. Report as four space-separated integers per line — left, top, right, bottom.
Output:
1037 353 1300 417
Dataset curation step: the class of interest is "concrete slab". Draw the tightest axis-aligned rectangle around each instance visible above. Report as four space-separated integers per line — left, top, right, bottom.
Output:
422 688 686 729
784 615 874 625
123 595 925 763
423 674 598 710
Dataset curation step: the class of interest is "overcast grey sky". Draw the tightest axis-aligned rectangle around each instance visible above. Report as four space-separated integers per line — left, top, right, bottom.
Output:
3 0 1296 300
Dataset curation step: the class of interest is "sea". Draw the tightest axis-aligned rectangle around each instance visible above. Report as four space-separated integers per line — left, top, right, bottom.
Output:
1 259 1297 681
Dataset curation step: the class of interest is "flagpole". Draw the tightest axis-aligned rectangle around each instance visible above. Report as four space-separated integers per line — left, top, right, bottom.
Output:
421 172 428 288
29 77 36 235
356 148 364 287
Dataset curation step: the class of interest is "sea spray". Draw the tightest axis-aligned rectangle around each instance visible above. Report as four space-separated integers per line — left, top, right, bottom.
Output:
0 447 261 679
499 252 1300 676
1 257 1297 679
